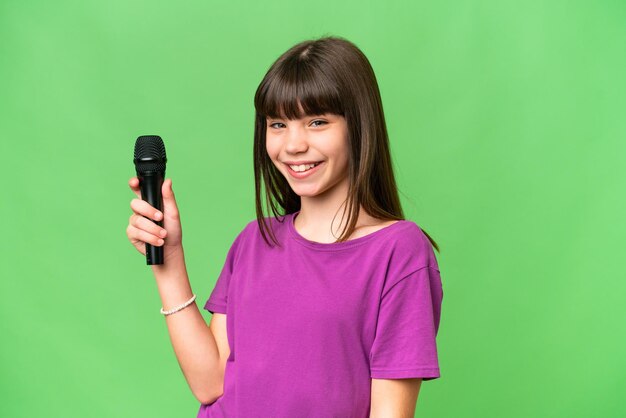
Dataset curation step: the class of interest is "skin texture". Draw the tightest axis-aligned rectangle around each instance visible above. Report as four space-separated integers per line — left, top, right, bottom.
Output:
370 378 422 418
208 312 229 399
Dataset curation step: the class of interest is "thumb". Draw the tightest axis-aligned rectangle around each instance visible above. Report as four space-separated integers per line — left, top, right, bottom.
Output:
161 178 179 215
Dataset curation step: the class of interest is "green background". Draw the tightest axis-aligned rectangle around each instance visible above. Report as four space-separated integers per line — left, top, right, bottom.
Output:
1 0 624 417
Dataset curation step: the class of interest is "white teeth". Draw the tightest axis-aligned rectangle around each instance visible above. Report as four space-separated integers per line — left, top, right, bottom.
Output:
289 162 320 172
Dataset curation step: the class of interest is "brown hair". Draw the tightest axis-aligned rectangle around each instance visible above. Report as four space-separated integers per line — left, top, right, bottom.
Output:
252 35 439 252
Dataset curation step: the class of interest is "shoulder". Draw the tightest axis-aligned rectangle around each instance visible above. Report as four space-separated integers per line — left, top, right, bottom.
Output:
222 219 258 254
373 220 441 297
385 220 440 275
229 219 256 241
240 214 292 239
230 215 288 248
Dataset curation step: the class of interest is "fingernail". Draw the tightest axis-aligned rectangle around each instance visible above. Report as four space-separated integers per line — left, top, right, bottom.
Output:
160 229 167 237
155 211 163 220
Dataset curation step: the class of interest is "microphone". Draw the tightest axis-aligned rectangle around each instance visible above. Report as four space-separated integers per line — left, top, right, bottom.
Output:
133 135 167 265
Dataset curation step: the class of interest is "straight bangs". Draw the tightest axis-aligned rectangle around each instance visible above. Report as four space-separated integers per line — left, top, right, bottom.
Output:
255 58 345 120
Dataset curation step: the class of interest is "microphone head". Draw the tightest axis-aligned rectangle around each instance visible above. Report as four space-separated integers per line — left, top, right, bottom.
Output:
134 135 167 174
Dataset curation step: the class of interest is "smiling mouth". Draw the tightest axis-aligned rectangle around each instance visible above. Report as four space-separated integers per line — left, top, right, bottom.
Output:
284 161 325 177
287 162 323 172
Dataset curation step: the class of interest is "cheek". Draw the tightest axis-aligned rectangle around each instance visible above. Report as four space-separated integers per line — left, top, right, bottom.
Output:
265 139 285 171
325 139 349 165
265 137 279 159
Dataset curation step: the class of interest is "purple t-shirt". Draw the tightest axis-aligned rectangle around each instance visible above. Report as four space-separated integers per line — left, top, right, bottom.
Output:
198 210 443 418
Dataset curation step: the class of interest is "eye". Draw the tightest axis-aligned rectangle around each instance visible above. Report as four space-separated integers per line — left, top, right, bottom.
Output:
269 122 285 129
311 120 327 127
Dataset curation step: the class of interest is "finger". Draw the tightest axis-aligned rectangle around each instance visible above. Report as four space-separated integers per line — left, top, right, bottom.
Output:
128 177 141 198
135 245 146 256
127 232 147 255
126 224 165 247
130 198 163 221
130 213 168 238
161 178 180 220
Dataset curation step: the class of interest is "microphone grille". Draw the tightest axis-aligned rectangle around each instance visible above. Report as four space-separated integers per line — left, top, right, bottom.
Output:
134 135 167 173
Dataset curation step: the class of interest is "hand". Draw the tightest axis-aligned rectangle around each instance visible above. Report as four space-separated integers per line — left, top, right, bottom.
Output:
126 177 184 264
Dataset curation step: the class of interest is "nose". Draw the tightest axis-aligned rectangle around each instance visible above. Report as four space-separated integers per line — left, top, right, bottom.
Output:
284 125 309 154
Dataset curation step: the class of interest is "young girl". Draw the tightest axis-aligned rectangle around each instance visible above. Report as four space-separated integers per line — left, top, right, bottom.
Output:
126 36 443 418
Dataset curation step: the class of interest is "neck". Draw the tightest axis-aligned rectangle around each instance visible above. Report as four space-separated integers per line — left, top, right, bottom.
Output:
295 177 374 242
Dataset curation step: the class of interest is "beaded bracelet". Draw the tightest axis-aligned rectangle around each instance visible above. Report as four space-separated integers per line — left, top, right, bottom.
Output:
160 294 197 316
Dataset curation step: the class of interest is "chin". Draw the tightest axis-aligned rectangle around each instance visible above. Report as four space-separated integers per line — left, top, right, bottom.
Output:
289 184 324 197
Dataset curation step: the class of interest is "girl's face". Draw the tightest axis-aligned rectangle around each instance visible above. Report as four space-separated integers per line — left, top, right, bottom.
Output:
266 112 349 198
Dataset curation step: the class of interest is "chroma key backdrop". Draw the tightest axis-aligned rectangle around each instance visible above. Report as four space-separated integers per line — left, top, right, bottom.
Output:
1 1 624 417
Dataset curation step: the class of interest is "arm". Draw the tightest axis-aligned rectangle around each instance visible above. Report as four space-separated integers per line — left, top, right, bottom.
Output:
127 177 225 404
153 252 224 404
369 378 422 418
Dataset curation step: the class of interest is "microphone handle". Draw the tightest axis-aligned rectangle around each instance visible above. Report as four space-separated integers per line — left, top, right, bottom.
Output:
138 171 165 265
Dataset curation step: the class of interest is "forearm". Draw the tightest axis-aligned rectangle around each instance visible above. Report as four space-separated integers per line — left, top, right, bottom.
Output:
152 251 222 404
369 378 421 418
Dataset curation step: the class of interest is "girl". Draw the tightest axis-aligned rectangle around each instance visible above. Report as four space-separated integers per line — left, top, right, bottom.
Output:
126 36 443 418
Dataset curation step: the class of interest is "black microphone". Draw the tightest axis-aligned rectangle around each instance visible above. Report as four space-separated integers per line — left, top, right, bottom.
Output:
133 135 167 265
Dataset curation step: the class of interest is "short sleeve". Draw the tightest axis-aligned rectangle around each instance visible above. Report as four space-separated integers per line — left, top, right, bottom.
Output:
203 225 248 315
369 265 443 380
